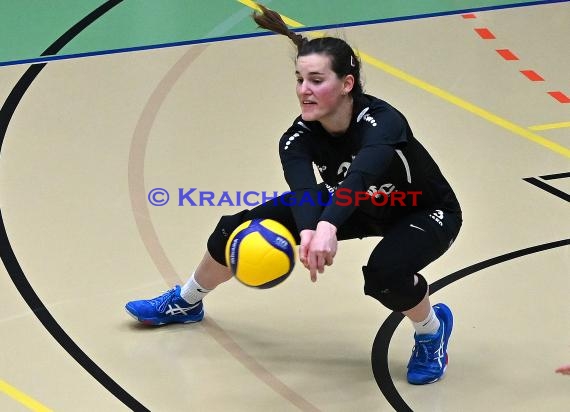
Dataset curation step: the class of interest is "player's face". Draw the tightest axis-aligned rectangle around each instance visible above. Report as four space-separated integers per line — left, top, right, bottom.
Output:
295 54 349 123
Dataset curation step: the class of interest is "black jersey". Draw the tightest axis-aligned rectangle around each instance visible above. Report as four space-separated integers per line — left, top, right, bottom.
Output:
279 94 461 231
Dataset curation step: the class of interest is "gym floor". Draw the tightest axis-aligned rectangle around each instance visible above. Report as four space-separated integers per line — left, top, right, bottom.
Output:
1 1 568 411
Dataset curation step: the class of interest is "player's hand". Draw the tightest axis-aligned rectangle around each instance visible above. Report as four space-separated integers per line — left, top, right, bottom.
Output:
555 364 570 375
306 221 337 282
299 229 315 270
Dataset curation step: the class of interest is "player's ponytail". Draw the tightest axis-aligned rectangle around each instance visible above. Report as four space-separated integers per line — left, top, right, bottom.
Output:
252 3 364 98
252 4 307 52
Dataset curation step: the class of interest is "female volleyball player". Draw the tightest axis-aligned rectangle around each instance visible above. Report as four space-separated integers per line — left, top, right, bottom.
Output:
126 4 462 385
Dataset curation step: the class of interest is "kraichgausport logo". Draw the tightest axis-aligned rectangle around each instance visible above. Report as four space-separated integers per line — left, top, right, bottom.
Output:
147 188 422 207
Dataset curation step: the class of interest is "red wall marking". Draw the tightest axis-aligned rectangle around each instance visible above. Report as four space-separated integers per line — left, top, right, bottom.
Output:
520 70 544 81
462 13 477 19
496 49 519 60
475 28 496 39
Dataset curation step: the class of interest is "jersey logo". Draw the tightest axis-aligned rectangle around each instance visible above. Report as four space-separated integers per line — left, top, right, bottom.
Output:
356 107 370 122
337 162 351 178
356 107 378 127
336 155 356 179
283 130 304 151
363 114 377 127
367 183 396 198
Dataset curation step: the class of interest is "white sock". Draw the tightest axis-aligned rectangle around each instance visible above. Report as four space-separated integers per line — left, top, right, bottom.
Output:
180 273 212 304
412 307 440 335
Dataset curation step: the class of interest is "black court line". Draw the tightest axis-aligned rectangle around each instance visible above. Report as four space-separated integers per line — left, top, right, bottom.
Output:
1 0 567 67
372 238 570 412
539 172 570 180
0 1 150 411
523 177 570 202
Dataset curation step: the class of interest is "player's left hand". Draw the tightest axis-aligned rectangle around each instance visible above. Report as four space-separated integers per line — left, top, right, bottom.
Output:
306 221 338 282
299 229 315 270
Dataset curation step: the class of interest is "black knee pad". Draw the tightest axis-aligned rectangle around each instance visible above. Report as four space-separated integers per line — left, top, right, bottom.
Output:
207 210 250 265
362 266 427 312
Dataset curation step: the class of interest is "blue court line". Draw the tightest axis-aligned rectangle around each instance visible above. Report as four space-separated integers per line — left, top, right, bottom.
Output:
1 0 567 67
0 32 274 67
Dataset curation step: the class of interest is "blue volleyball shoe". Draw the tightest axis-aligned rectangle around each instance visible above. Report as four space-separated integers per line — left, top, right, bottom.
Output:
407 303 453 385
125 285 204 325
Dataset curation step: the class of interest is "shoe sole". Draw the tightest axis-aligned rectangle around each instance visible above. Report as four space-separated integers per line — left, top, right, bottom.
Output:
125 308 204 326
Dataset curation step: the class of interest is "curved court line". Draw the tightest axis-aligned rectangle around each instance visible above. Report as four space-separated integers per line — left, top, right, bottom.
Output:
128 42 322 412
371 238 570 411
0 379 52 412
127 47 205 287
0 1 151 411
239 0 570 159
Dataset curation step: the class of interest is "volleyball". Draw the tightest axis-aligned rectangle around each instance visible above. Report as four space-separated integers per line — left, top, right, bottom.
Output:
225 219 297 288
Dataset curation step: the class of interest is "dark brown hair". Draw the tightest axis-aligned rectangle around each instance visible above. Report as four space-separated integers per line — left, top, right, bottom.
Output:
252 4 364 97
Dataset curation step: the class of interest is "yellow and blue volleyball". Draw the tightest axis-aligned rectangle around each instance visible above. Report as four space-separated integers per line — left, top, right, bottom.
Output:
225 219 297 288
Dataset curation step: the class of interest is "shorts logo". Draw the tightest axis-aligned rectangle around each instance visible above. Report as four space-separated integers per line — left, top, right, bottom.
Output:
430 209 444 226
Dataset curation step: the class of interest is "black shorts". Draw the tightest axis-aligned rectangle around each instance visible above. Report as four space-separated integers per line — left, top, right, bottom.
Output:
366 208 462 275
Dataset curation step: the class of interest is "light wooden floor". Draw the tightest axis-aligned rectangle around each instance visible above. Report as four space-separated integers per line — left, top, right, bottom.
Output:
1 2 569 411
